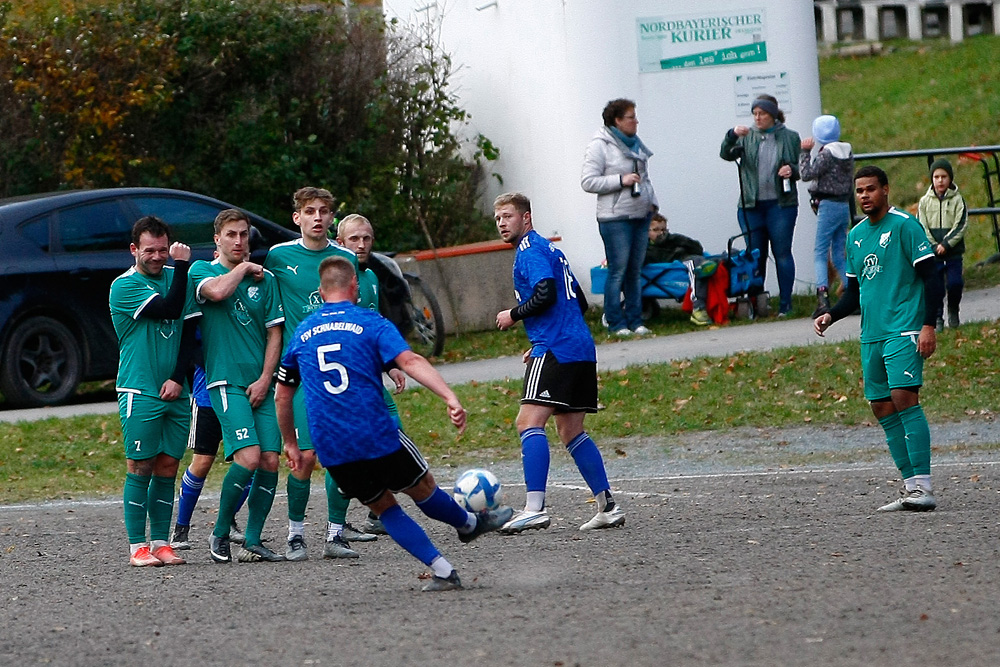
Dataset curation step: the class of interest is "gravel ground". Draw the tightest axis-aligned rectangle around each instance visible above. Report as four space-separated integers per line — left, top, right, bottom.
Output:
2 415 999 666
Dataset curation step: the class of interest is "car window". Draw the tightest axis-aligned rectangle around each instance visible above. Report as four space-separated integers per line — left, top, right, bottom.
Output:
19 215 51 251
56 199 132 252
132 196 222 248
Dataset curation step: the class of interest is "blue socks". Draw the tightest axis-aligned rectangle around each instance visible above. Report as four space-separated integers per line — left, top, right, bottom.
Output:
415 486 472 527
566 432 610 496
175 468 204 527
378 504 440 566
520 427 550 493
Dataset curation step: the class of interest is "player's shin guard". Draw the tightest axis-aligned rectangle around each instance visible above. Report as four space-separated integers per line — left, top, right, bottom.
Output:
175 468 205 527
286 473 311 523
214 463 253 538
147 475 176 543
378 504 441 566
415 486 471 528
244 469 278 547
124 472 152 545
898 404 931 476
325 469 350 525
520 427 550 493
878 411 913 479
566 432 611 497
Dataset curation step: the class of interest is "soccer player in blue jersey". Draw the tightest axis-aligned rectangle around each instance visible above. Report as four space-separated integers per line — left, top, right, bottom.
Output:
815 166 941 511
109 216 199 567
275 256 512 591
493 192 625 533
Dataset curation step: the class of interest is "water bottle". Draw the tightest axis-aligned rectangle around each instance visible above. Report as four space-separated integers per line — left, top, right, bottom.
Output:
631 160 641 198
781 163 791 193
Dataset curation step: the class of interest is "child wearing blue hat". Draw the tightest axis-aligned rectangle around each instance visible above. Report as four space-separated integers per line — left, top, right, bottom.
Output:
799 114 854 318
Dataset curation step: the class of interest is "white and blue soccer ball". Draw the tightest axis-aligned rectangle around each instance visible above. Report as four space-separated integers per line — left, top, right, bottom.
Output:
453 469 502 513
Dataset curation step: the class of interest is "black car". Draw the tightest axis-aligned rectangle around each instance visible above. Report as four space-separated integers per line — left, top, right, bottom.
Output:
0 188 297 408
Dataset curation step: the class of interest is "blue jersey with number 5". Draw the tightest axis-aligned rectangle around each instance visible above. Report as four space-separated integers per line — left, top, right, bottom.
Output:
280 301 408 467
513 230 596 362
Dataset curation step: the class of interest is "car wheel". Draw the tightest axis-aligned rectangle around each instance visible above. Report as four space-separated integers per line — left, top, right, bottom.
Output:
0 316 83 407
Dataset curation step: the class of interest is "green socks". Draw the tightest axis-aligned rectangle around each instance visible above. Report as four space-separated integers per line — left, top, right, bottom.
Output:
214 463 253 539
123 472 152 545
325 469 350 525
898 404 932 476
147 475 176 543
878 411 912 479
244 468 279 547
287 473 311 523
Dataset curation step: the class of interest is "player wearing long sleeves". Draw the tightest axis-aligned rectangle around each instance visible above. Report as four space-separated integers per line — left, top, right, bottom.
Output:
493 192 625 534
110 216 200 567
815 166 941 512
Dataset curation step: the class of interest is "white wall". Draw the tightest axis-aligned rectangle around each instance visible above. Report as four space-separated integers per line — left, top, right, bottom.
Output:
384 0 823 299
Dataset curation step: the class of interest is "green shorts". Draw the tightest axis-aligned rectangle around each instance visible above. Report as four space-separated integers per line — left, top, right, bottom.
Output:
861 334 924 401
292 386 314 451
117 391 190 461
209 384 282 460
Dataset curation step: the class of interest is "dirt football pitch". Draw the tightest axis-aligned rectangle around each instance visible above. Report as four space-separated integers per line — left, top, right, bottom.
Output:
2 431 1000 667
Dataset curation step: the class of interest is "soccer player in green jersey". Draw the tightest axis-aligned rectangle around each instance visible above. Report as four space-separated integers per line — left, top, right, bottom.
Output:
815 166 942 511
263 187 377 560
110 216 199 567
189 209 286 563
337 213 408 536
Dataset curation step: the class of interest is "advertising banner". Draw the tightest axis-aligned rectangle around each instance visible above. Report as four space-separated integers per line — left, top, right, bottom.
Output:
637 8 768 72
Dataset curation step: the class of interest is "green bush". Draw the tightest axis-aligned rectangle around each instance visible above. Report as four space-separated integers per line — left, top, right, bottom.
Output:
0 0 498 250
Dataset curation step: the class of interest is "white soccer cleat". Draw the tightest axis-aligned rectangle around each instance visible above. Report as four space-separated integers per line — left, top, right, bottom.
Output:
901 486 936 511
580 505 625 531
499 509 551 534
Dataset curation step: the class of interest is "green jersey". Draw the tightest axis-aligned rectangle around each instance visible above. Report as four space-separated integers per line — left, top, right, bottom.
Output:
110 265 199 398
845 206 934 342
358 267 380 312
263 239 358 348
189 259 284 388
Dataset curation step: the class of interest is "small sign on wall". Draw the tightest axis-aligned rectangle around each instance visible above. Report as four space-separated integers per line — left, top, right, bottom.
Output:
734 71 791 117
636 8 768 72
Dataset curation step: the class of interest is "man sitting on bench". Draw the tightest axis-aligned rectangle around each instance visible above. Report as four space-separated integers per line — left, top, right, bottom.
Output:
645 213 716 326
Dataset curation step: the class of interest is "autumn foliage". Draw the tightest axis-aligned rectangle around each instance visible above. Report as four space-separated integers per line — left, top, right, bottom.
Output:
0 0 498 250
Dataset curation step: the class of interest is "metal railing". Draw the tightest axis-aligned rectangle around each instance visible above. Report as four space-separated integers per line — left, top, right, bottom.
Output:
852 145 1000 263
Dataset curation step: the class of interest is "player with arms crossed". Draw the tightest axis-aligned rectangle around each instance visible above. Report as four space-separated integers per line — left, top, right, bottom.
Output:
493 192 625 533
264 188 377 561
189 209 286 562
815 165 941 511
110 216 199 566
275 257 512 591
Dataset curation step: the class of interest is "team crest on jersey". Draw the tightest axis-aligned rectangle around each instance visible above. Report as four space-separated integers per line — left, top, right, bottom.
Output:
879 231 892 248
307 290 322 312
233 298 252 326
247 285 261 302
157 319 174 340
862 253 882 280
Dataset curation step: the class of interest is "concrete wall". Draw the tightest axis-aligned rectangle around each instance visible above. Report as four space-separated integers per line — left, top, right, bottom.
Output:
397 241 518 334
814 1 1000 43
384 0 823 304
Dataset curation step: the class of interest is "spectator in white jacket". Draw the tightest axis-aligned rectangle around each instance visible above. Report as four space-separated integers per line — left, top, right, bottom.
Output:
581 98 658 336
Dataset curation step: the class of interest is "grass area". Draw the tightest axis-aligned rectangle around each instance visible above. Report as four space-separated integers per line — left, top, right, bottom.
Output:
3 321 998 504
820 35 1000 264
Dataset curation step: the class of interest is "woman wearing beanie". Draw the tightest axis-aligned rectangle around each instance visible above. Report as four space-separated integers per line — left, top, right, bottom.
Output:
720 94 801 316
917 158 968 330
582 98 659 335
799 114 854 318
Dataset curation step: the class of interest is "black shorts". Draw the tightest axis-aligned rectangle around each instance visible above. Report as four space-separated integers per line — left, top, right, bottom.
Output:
328 431 429 505
187 402 223 457
521 351 598 414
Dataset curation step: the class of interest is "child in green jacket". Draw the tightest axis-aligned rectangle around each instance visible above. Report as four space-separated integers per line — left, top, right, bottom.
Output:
917 158 968 330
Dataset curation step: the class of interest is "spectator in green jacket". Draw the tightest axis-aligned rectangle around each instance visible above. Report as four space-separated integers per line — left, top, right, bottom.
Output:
720 94 801 316
917 158 968 330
